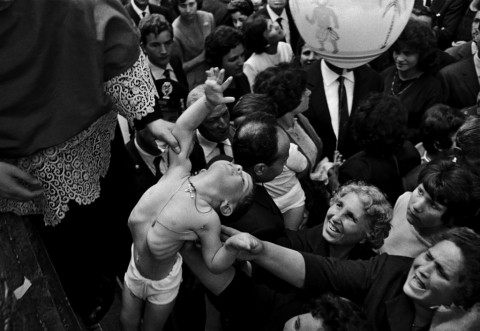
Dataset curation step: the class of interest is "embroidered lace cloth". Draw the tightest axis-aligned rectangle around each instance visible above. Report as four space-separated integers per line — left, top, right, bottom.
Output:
0 52 157 226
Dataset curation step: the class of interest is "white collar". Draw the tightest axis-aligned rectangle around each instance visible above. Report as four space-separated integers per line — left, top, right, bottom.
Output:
147 58 174 80
131 0 149 17
321 59 354 86
474 51 480 71
266 5 287 22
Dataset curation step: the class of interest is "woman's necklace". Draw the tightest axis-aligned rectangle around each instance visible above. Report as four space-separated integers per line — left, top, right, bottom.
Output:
186 176 212 214
390 71 418 97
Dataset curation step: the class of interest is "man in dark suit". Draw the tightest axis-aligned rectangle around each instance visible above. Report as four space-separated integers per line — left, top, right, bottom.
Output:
221 112 289 242
445 9 480 61
438 53 480 110
304 59 383 161
125 0 172 26
186 84 236 170
428 0 471 49
256 0 300 49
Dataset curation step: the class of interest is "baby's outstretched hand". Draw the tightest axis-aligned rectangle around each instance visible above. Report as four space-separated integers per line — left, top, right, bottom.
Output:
204 68 235 108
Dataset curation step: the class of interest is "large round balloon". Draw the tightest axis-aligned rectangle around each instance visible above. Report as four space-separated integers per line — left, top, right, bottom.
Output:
290 0 414 69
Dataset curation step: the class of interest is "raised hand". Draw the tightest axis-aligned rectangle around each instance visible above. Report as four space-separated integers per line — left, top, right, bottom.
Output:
204 68 235 108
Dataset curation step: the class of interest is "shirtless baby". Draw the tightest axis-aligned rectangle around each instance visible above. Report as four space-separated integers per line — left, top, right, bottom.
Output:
120 68 255 331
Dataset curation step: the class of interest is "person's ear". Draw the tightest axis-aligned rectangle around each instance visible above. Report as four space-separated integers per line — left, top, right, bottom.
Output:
220 200 233 216
433 140 443 152
253 163 266 176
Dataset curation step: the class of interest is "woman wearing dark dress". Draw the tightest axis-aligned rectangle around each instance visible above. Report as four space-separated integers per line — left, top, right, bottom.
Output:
382 19 443 144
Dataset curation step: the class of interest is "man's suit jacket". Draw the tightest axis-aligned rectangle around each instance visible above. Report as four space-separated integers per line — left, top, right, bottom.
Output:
438 55 480 109
304 60 383 161
124 3 172 26
221 185 285 242
445 40 474 61
256 4 300 49
125 141 158 202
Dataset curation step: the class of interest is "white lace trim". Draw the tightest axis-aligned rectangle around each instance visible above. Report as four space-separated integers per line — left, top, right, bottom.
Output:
104 51 158 125
0 112 117 226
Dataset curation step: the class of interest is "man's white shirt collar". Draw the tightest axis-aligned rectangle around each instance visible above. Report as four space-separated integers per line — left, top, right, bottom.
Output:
147 58 176 81
321 60 354 85
131 0 149 18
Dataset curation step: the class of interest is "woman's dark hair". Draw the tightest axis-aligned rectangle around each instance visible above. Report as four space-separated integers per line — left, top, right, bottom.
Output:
205 26 245 67
227 0 254 16
231 93 278 124
431 227 480 309
418 160 480 227
392 19 437 72
308 294 371 331
243 12 269 54
420 104 465 155
252 62 307 116
352 93 408 156
171 0 202 15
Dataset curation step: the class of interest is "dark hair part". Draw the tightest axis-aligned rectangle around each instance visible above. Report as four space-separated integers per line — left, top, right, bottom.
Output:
231 93 278 124
233 112 280 169
418 160 480 227
353 93 408 156
252 62 307 116
420 104 465 155
243 12 269 54
227 0 254 16
205 26 245 67
139 14 173 45
431 227 480 309
308 294 371 331
171 0 202 15
331 181 392 249
392 19 437 72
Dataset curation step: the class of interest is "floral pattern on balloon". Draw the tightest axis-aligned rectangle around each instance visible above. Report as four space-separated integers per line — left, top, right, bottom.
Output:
290 0 414 68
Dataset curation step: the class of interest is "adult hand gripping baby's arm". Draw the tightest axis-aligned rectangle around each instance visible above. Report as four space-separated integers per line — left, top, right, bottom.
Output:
0 162 43 201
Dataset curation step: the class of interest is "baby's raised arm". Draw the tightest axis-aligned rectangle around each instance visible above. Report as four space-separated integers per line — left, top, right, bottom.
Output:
172 68 234 160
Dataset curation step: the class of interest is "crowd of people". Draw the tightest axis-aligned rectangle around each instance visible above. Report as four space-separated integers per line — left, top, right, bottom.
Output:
1 0 480 330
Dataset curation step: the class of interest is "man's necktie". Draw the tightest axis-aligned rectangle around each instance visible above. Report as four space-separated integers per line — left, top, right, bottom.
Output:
164 68 171 80
153 156 162 179
337 76 349 152
276 17 284 30
217 143 225 155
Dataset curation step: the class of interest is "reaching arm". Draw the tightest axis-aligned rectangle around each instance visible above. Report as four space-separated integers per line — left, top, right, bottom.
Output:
180 242 235 295
222 226 307 288
197 217 257 274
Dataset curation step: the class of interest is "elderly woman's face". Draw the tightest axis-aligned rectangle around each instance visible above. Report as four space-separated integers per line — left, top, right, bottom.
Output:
403 240 464 308
322 192 368 247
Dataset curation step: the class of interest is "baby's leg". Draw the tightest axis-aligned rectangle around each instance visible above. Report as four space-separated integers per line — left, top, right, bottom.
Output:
283 204 306 231
120 284 144 331
143 300 176 331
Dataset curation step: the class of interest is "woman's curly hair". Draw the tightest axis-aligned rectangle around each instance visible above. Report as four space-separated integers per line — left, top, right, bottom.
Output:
392 19 437 72
352 93 408 156
331 181 393 249
252 62 306 117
